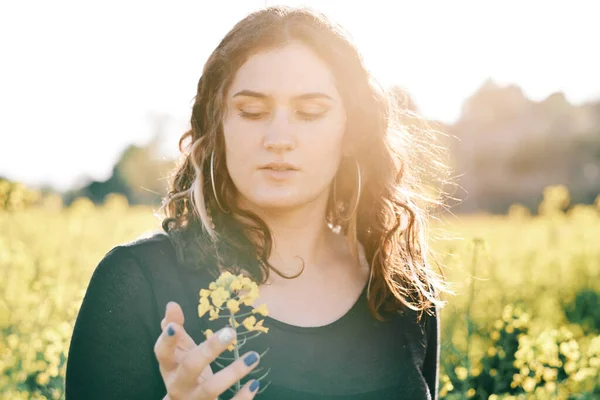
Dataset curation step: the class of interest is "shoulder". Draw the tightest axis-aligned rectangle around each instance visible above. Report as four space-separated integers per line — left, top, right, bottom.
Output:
108 230 178 266
118 229 173 254
93 230 178 281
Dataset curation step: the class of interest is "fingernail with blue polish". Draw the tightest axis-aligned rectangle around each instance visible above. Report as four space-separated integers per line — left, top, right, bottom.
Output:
250 379 260 392
244 352 258 367
167 323 176 336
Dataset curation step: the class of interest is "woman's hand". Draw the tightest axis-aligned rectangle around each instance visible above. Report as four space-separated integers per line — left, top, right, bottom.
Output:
154 301 261 400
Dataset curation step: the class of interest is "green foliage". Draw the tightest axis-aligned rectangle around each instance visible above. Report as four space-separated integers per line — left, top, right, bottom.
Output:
563 289 600 335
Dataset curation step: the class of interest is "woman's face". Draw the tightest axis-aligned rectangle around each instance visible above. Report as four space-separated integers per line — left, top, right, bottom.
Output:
222 42 347 213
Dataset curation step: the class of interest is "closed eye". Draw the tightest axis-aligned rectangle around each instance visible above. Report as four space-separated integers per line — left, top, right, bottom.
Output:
239 110 268 120
296 110 327 121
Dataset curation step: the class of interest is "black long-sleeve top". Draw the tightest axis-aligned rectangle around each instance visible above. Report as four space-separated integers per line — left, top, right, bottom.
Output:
65 232 440 399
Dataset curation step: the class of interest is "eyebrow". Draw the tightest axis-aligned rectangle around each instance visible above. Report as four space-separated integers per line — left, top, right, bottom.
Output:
232 90 334 101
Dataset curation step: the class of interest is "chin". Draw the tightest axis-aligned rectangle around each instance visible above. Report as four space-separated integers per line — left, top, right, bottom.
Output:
249 196 302 211
238 188 306 211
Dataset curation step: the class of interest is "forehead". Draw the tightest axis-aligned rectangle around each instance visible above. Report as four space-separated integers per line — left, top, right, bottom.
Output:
227 42 340 98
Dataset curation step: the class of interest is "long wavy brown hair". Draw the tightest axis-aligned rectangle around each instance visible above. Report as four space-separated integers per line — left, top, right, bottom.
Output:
159 5 455 323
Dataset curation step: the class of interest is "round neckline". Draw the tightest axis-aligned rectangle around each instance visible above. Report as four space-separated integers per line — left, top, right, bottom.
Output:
252 280 370 334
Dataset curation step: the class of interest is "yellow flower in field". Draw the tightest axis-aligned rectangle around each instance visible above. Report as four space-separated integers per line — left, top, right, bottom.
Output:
242 316 257 331
227 299 240 314
210 286 230 308
455 366 468 380
544 381 556 392
209 282 217 290
252 303 269 317
204 329 214 339
522 376 536 393
564 360 577 375
199 289 211 298
542 367 557 382
198 297 213 318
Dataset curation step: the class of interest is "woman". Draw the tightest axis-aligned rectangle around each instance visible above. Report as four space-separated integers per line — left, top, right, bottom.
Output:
66 5 454 400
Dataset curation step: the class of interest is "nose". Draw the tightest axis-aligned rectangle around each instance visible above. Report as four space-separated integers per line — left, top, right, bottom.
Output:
263 108 296 152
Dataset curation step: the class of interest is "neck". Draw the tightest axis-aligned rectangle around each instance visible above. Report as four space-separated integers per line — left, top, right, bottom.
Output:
237 195 341 279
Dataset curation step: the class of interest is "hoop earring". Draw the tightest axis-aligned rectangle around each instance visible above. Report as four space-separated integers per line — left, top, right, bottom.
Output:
333 157 361 223
210 151 229 214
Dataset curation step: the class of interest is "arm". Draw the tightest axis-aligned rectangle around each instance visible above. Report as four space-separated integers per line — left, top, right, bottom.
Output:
65 246 166 399
422 306 440 400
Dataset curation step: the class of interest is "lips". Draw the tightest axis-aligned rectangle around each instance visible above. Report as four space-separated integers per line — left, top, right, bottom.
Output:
259 162 299 171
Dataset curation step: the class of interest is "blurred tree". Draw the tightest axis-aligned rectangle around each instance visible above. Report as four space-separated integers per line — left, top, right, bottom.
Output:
63 114 177 206
450 79 600 213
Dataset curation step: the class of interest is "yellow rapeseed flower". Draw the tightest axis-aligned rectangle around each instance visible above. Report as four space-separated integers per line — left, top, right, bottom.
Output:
198 297 213 318
227 299 240 314
229 277 243 291
523 376 536 393
253 319 269 333
544 381 556 392
455 366 468 380
209 308 220 321
227 339 237 352
216 271 235 289
210 286 231 308
208 308 219 321
242 316 257 331
240 286 259 306
199 289 211 298
252 303 269 317
204 329 214 339
542 367 557 382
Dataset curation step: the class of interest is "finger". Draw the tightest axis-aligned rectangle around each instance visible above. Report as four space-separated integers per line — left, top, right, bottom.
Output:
169 326 238 394
160 302 196 353
231 379 261 399
192 350 260 400
161 301 185 330
154 321 182 373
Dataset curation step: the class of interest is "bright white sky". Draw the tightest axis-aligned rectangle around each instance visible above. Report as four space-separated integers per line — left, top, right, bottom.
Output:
1 0 599 191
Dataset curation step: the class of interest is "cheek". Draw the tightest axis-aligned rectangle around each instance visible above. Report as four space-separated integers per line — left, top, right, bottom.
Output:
302 115 346 167
223 119 258 165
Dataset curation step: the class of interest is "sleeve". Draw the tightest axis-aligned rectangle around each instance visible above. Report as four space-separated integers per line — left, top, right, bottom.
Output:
422 306 440 400
65 246 167 400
